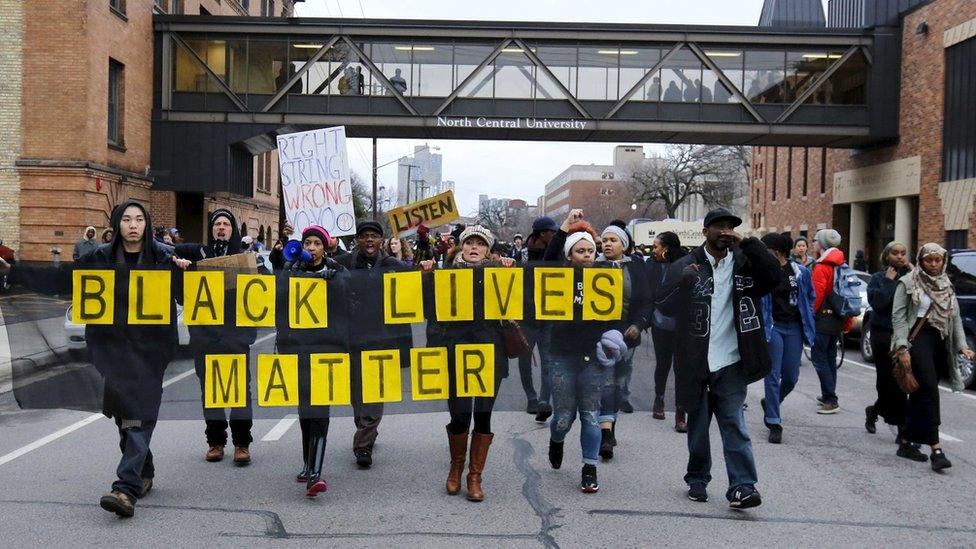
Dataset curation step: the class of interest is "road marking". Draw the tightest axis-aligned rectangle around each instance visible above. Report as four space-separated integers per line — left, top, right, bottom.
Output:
254 332 275 346
0 368 195 468
261 414 298 442
841 356 976 402
940 431 963 443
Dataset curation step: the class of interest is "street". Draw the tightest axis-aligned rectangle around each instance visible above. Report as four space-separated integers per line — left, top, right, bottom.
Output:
2 339 976 548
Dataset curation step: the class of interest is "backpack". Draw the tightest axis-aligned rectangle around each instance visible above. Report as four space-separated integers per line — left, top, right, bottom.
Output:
828 263 862 318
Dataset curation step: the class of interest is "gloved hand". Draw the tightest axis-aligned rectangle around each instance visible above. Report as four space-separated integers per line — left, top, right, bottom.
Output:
596 329 625 367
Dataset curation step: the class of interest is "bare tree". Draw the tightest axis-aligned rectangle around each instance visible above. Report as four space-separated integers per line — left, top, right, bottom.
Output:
473 201 507 237
628 145 743 219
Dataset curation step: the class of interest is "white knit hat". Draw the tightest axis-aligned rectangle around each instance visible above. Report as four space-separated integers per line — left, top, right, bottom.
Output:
564 231 596 257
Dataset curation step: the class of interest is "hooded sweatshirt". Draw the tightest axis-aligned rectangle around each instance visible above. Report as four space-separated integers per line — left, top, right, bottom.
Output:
811 247 849 335
73 226 99 261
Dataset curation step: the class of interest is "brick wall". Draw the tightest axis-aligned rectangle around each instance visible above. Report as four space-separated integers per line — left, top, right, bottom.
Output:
150 190 178 228
751 0 976 250
750 146 833 238
0 0 23 252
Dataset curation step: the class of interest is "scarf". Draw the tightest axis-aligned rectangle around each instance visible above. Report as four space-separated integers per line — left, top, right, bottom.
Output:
908 243 955 338
453 256 493 268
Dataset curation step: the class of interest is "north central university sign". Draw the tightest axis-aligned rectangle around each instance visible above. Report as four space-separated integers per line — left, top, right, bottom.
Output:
436 116 591 130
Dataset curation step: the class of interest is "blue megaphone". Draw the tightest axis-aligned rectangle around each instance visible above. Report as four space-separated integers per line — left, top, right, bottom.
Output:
283 239 312 264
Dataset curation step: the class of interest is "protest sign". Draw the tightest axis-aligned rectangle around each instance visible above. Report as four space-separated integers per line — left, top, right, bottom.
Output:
387 190 460 236
276 126 356 238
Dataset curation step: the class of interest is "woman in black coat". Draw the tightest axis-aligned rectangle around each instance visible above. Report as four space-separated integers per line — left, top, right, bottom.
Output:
646 232 688 431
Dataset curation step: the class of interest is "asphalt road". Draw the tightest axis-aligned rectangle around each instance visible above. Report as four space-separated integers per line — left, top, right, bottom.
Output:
2 339 976 548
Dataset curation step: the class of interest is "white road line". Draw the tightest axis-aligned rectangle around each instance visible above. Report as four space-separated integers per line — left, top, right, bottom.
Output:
841 356 976 401
254 332 275 346
940 431 964 443
261 414 298 442
0 367 196 468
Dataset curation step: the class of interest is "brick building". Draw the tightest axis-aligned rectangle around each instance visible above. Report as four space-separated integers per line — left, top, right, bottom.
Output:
0 0 299 261
751 0 976 271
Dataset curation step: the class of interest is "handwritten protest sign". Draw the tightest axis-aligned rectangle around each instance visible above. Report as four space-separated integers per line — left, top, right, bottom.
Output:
387 190 460 236
276 126 356 238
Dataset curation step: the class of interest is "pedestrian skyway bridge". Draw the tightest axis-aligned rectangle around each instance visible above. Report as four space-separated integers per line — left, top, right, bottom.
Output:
152 15 897 193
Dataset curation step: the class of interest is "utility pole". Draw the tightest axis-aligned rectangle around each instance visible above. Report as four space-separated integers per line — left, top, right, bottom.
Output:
371 137 378 220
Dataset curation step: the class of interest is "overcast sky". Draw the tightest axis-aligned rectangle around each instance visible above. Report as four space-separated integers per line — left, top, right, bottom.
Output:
295 0 831 215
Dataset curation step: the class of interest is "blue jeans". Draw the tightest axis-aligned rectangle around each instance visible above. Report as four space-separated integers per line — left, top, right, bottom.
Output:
599 349 635 423
763 321 803 425
811 332 839 405
685 363 758 490
549 353 609 466
113 420 156 499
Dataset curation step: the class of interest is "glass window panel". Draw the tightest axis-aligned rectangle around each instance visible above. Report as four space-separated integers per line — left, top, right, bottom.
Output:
411 43 454 97
369 42 412 96
661 47 702 102
578 46 621 100
535 45 577 96
702 49 743 103
494 49 535 99
745 50 786 103
246 38 287 94
787 50 835 103
455 44 495 98
806 50 868 105
174 38 209 92
617 48 660 101
224 38 248 94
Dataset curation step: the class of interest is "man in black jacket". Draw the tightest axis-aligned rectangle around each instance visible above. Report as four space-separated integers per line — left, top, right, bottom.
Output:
176 209 258 465
657 208 779 510
335 220 404 468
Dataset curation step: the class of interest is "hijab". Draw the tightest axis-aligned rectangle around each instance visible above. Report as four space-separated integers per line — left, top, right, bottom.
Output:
909 243 954 338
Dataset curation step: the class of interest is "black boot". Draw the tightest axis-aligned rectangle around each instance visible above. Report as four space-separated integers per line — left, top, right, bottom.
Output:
599 427 614 460
548 439 564 470
306 421 329 497
865 405 878 434
296 421 311 483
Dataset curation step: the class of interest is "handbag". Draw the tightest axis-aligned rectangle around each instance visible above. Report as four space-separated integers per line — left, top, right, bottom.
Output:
889 308 933 394
500 320 531 359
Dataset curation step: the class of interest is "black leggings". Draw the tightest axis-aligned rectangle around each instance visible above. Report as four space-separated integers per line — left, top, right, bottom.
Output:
652 325 677 398
447 371 504 435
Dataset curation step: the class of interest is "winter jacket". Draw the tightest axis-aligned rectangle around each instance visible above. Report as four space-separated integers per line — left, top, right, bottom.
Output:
761 260 816 345
866 266 911 332
891 273 968 391
73 227 99 261
646 259 678 331
596 255 653 343
811 247 849 335
274 256 349 350
656 238 781 411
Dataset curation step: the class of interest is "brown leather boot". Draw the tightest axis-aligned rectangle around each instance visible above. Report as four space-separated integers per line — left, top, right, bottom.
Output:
446 426 468 495
466 432 493 502
674 408 688 433
233 446 251 465
205 445 225 462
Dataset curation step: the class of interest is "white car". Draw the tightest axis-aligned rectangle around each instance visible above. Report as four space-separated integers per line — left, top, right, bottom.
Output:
64 304 191 354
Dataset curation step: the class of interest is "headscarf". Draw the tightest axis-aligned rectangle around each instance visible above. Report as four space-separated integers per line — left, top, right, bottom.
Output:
879 241 906 267
601 225 630 253
564 231 596 258
909 243 954 338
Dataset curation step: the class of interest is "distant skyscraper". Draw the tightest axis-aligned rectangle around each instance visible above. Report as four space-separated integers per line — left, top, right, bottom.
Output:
397 144 443 205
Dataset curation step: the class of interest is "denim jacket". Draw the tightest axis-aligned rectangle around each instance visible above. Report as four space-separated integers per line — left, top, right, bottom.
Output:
761 260 816 346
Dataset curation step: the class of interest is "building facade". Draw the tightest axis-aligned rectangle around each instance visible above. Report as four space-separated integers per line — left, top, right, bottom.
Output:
397 144 444 205
0 0 298 261
751 0 976 271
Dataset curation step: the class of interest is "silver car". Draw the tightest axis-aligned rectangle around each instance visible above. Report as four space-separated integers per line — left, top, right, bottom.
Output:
64 304 190 357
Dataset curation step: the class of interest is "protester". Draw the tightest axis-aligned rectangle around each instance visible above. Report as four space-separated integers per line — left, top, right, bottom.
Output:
78 200 191 517
759 233 815 444
596 222 652 460
891 244 974 471
605 220 639 411
276 224 347 496
419 225 516 501
385 237 414 266
865 242 914 451
241 235 254 251
543 209 614 493
175 209 257 465
809 229 851 414
526 216 559 261
169 227 182 244
647 231 687 431
163 233 174 245
335 220 404 468
656 208 779 509
73 226 98 261
509 233 526 263
792 236 813 267
101 228 114 244
853 250 868 272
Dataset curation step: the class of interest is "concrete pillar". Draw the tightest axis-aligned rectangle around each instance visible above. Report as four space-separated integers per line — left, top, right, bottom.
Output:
895 196 915 250
849 202 868 258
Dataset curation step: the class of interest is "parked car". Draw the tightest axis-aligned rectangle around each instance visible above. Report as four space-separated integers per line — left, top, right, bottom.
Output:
64 304 190 359
862 252 976 386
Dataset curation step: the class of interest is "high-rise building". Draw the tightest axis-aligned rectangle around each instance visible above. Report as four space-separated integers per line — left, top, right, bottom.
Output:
397 144 443 205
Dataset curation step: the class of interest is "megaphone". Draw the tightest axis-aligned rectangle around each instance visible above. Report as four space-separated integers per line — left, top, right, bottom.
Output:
283 239 312 264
